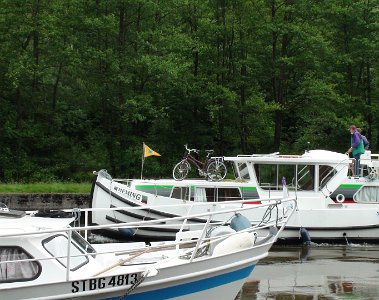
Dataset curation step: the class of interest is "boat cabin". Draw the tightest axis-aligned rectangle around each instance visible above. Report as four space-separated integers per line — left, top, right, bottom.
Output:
123 150 350 204
225 150 350 193
224 149 379 204
0 213 97 286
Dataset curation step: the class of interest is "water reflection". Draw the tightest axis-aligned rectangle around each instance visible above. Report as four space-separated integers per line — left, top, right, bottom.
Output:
237 245 379 300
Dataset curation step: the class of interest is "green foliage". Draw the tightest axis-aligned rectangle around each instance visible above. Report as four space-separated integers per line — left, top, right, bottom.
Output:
0 183 91 193
0 0 378 181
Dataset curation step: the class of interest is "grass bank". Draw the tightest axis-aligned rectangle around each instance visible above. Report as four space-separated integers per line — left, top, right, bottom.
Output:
0 183 91 193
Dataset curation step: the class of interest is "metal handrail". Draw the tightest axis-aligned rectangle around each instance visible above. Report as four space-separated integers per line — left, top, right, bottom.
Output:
2 198 295 237
0 197 297 282
319 156 350 192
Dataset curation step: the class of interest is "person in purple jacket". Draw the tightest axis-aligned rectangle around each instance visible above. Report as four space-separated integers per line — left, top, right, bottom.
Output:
346 125 365 176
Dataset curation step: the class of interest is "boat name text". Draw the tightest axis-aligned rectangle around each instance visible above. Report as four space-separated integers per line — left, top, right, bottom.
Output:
114 186 143 201
71 273 139 293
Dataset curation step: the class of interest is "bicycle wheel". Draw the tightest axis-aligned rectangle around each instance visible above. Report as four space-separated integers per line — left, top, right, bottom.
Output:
173 160 190 181
206 160 227 181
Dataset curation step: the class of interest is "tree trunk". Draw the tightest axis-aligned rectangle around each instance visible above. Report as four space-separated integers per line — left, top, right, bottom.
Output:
239 29 248 153
52 62 63 111
366 62 372 143
32 0 40 94
272 0 292 152
271 0 281 151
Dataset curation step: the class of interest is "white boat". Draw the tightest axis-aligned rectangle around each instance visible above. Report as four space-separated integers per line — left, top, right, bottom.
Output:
0 198 295 300
91 149 379 243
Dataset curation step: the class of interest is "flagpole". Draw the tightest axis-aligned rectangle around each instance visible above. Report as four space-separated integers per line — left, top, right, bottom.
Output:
141 143 145 179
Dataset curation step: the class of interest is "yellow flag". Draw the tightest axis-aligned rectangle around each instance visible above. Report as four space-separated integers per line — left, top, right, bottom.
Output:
143 143 161 158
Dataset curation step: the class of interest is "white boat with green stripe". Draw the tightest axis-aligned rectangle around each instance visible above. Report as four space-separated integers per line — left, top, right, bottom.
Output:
91 174 266 240
91 149 379 243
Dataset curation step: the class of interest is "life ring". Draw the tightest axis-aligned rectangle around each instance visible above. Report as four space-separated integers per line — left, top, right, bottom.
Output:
336 194 345 203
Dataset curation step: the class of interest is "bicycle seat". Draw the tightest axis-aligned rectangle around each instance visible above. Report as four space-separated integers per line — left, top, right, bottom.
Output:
205 150 214 154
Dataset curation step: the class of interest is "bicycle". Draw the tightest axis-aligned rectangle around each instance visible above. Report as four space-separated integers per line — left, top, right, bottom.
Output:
172 144 227 181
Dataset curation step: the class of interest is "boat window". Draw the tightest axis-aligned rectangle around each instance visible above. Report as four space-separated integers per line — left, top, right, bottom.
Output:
297 165 315 191
155 186 172 197
204 188 242 202
43 234 89 271
237 163 250 180
354 187 379 203
193 188 207 202
280 165 296 189
231 163 239 179
0 246 41 283
254 164 296 190
135 185 172 197
254 164 278 189
319 165 336 189
171 187 190 200
72 231 96 257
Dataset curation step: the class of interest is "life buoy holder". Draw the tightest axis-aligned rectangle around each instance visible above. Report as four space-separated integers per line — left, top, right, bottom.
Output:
336 194 345 203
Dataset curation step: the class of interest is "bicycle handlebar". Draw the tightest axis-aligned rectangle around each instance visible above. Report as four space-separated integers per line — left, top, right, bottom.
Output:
184 144 199 154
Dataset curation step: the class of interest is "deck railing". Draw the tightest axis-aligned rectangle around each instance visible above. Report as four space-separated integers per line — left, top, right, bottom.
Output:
0 197 297 282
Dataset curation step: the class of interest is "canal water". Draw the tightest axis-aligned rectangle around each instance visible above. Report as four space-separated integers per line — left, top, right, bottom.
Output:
237 244 379 300
90 233 379 299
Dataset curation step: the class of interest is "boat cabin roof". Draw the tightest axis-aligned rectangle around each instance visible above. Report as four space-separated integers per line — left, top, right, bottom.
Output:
224 150 349 165
0 215 74 235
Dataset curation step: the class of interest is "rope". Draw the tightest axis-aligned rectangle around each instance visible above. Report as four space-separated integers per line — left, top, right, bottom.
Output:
93 247 151 277
118 270 150 299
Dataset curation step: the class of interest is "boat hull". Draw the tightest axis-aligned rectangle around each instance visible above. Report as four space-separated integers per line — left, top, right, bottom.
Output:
91 177 379 243
1 243 269 300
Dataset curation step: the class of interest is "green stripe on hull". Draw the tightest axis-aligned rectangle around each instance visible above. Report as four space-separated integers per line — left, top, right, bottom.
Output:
240 187 257 191
136 185 173 189
338 184 363 189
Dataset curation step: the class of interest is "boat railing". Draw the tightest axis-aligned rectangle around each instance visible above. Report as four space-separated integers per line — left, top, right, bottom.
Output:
236 152 280 158
297 165 310 184
319 156 351 193
0 197 297 282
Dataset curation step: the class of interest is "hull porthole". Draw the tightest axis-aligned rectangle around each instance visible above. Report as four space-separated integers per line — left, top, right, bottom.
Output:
336 194 345 203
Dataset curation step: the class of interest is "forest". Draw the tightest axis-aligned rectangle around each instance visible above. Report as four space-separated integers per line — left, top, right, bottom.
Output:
0 0 378 182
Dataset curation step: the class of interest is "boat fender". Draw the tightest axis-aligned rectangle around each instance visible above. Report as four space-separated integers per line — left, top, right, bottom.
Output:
208 226 236 254
118 227 134 237
212 232 255 257
336 194 345 203
299 227 311 245
230 213 251 232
